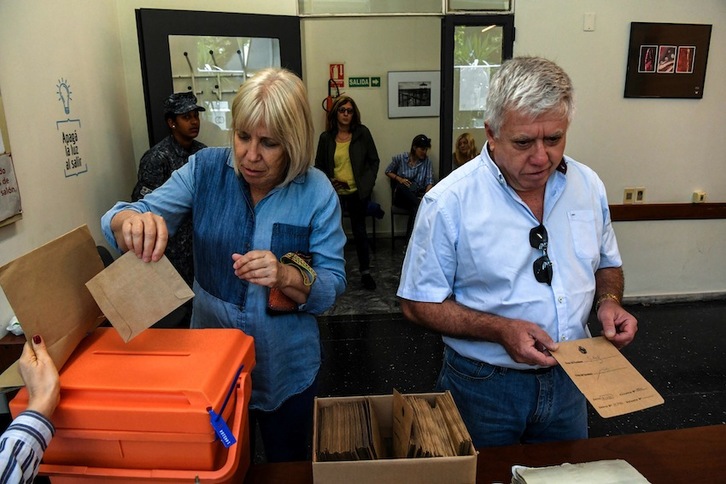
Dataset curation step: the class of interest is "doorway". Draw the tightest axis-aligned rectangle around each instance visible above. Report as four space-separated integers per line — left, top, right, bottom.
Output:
136 9 302 148
439 15 514 178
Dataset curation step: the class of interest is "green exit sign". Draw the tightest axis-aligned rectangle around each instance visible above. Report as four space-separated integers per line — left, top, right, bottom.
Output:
348 77 380 88
348 77 370 88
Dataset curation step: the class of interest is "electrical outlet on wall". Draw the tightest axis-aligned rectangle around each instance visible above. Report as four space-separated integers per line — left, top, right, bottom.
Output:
623 188 636 204
583 12 596 32
634 187 646 204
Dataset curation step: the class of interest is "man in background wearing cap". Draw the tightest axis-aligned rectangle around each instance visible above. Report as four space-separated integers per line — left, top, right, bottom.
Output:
385 134 435 241
131 92 207 308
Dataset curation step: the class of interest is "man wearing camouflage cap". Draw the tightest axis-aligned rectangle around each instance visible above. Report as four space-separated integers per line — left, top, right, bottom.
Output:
131 92 207 314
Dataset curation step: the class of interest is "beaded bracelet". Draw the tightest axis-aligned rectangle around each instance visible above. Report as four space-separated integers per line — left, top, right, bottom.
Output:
280 252 316 286
595 293 621 312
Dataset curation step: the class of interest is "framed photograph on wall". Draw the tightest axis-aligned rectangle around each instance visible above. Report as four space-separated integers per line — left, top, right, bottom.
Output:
387 71 440 118
624 22 712 98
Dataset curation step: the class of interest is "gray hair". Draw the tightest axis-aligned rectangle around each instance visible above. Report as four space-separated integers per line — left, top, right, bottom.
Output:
484 57 575 137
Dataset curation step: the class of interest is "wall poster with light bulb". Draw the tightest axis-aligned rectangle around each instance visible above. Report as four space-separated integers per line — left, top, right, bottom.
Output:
55 77 86 178
0 87 23 227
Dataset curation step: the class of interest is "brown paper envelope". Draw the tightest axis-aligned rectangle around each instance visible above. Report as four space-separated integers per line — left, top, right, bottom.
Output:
552 336 664 418
85 251 194 342
0 225 105 388
392 388 415 458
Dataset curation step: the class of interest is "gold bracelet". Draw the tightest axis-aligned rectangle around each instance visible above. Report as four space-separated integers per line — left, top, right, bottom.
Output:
595 293 620 312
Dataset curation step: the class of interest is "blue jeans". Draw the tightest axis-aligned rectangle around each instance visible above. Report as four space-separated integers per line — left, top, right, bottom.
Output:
436 346 587 448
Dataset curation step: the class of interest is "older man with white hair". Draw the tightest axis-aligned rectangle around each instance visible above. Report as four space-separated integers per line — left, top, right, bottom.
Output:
398 56 638 448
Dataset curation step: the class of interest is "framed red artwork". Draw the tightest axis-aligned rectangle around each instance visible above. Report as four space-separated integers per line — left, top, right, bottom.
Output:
624 22 711 99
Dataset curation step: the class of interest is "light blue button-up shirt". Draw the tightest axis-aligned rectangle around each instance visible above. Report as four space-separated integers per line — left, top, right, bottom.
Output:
397 144 621 370
102 147 347 410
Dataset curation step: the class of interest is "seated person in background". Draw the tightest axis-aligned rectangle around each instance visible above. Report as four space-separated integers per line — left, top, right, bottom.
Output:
453 132 478 168
385 134 434 239
0 334 60 482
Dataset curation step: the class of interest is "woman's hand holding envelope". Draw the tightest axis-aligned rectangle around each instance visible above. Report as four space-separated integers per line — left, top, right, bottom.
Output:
111 210 169 263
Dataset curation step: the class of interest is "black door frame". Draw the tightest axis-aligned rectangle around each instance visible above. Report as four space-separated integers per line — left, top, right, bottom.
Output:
136 9 302 147
439 14 514 179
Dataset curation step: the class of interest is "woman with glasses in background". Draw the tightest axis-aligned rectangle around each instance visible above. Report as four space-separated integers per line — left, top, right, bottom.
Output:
315 96 380 290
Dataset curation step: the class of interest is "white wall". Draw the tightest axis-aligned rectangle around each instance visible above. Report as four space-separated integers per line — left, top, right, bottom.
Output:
0 1 134 257
0 0 723 329
515 0 726 203
514 0 726 299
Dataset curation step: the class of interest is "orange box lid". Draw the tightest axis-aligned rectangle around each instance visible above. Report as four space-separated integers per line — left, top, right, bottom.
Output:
10 327 255 436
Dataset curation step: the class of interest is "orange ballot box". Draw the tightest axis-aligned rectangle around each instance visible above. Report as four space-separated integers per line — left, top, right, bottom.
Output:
10 327 255 483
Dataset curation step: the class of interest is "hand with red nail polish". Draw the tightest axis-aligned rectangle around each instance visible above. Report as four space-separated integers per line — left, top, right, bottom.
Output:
18 334 60 418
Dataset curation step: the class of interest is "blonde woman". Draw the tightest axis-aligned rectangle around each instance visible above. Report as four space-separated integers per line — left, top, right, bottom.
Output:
103 68 347 462
453 132 478 167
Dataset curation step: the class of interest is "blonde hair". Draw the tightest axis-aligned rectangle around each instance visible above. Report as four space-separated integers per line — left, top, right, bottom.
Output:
454 132 478 166
231 68 314 185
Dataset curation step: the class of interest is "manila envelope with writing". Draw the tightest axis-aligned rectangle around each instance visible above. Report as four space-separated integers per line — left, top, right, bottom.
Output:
85 250 194 343
0 225 106 389
552 336 664 418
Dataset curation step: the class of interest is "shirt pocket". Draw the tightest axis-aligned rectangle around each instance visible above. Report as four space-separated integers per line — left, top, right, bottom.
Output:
270 223 310 259
568 210 599 260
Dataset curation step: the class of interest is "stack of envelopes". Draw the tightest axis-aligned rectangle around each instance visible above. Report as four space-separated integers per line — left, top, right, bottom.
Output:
315 389 472 462
316 398 384 461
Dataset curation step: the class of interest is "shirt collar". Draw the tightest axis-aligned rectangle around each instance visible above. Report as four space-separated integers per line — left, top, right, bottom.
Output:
557 158 568 174
482 143 507 186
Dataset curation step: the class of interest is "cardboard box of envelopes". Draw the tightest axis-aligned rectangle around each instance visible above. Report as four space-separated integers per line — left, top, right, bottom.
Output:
313 391 477 484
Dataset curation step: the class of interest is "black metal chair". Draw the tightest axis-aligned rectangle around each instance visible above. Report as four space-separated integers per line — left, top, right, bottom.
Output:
389 181 412 250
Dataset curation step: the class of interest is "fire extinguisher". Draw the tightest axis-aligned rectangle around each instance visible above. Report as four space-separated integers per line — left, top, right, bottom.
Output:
321 78 340 112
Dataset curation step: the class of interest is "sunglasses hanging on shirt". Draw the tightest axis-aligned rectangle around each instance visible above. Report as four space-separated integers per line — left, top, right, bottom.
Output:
529 224 553 285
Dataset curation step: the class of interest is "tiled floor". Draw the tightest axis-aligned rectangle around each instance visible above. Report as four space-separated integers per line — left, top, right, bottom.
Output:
318 238 726 439
320 237 408 317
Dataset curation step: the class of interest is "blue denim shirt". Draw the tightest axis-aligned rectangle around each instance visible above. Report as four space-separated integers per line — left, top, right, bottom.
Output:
398 144 622 370
102 147 347 411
